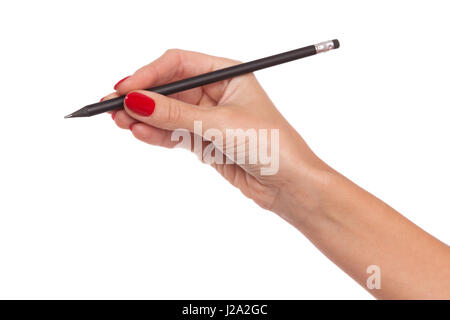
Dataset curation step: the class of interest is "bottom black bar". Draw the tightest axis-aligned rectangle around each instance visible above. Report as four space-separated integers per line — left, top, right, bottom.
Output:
0 300 447 318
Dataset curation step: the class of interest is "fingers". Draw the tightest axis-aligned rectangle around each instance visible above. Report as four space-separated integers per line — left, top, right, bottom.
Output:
110 108 177 148
113 110 136 129
100 92 121 115
100 92 120 102
102 90 183 149
114 49 240 102
123 90 218 132
102 91 141 130
130 123 179 149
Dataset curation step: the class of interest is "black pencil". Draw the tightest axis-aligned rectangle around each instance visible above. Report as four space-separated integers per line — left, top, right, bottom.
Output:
64 39 339 118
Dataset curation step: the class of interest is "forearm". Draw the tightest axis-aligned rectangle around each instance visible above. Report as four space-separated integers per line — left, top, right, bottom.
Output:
279 165 450 299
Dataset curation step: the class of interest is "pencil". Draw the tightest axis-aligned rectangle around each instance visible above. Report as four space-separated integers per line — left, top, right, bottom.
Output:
64 39 339 118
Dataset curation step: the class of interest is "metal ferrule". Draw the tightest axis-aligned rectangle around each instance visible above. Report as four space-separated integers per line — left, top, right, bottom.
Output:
314 40 336 54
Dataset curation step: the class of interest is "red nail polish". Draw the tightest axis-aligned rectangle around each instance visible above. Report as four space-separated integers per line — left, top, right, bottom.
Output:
124 92 155 116
129 123 135 130
111 112 116 120
113 76 131 90
100 97 105 102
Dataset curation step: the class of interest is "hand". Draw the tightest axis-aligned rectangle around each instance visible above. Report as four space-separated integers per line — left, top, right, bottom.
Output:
103 49 450 299
103 49 328 218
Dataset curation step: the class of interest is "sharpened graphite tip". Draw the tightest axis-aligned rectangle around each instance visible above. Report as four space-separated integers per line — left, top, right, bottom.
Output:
63 107 89 118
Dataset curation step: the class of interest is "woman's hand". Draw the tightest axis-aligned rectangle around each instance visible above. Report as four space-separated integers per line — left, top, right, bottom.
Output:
103 49 328 220
102 49 450 299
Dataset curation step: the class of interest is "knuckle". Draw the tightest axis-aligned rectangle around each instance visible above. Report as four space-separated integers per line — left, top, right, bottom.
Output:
216 105 234 119
165 100 182 124
222 58 242 67
164 48 182 57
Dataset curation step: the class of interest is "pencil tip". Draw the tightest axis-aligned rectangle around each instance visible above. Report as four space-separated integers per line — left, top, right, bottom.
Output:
64 107 89 118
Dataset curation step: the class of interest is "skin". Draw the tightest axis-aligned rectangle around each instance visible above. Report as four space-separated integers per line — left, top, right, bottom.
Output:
103 49 450 299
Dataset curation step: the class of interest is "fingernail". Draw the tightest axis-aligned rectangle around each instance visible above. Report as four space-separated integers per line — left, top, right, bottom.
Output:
111 112 117 120
124 92 155 116
100 97 105 102
113 76 131 90
129 123 136 130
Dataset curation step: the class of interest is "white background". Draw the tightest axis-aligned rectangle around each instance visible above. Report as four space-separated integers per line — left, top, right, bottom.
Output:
0 1 449 299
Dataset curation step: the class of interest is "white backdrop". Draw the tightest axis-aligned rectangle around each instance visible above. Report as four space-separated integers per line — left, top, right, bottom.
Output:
0 1 449 299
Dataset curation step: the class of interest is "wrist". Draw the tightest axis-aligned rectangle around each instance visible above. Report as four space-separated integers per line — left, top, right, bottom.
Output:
274 159 339 228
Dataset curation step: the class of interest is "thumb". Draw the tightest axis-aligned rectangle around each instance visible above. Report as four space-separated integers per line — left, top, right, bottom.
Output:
123 90 214 132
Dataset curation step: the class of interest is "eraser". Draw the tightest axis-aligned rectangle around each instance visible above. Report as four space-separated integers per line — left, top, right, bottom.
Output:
333 39 340 49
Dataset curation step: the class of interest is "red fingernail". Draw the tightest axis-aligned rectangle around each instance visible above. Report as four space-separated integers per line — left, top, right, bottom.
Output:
111 112 116 120
124 92 155 116
100 97 105 102
113 76 131 90
129 123 136 130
